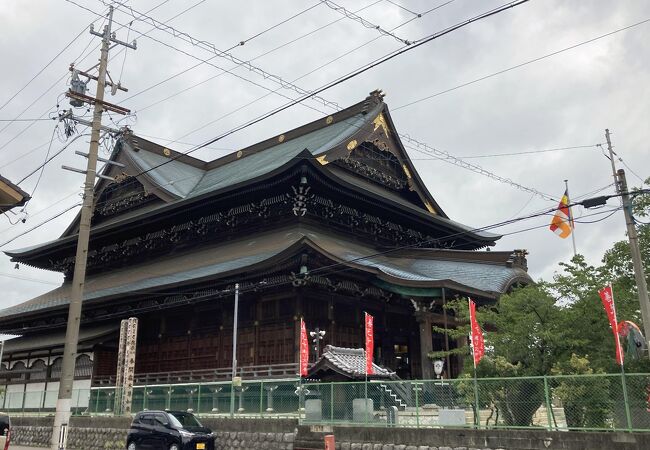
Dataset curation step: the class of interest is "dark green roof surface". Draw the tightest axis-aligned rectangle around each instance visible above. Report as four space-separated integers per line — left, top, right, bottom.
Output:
124 104 376 201
0 226 530 322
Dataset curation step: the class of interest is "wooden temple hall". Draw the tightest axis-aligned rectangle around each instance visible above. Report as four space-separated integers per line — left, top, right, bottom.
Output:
0 91 531 398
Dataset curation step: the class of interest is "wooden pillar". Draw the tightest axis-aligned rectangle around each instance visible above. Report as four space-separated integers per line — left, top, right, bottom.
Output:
415 311 433 380
442 288 451 378
294 290 303 366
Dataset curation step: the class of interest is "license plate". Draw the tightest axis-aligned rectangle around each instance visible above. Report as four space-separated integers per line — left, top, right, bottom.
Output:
196 444 206 450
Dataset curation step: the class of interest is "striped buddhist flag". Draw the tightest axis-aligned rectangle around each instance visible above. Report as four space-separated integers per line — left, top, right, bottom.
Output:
549 189 574 239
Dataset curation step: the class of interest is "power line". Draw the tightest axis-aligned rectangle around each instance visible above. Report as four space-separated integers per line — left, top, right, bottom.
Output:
118 0 323 104
112 1 533 183
0 204 625 330
16 132 91 185
318 0 412 45
0 22 90 114
0 272 60 286
61 0 549 212
393 16 650 111
135 0 386 112
0 203 81 248
455 144 602 159
385 0 419 17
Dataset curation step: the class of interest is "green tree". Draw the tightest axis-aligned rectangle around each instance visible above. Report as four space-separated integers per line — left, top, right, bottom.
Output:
551 354 611 429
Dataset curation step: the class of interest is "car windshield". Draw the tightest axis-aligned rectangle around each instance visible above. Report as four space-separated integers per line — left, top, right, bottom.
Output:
169 412 203 429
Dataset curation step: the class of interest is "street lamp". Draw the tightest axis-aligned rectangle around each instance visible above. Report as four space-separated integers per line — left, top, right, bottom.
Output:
309 328 326 358
433 359 444 379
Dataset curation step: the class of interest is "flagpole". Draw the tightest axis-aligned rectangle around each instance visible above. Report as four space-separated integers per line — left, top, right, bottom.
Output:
364 312 369 426
564 179 577 257
469 299 480 428
609 285 632 430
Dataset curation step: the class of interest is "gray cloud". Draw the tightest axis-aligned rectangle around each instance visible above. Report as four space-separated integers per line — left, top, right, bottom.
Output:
0 0 648 308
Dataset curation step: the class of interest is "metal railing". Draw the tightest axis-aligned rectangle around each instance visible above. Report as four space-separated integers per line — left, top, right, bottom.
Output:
2 373 649 432
91 363 299 386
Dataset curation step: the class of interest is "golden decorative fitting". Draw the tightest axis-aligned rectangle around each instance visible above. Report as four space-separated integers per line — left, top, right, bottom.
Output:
347 140 358 151
402 164 412 179
372 113 389 137
326 116 334 124
162 148 171 157
316 155 329 165
278 134 286 143
236 150 243 158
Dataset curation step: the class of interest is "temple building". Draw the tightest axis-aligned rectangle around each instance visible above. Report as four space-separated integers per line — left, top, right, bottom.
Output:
0 91 531 408
0 174 30 214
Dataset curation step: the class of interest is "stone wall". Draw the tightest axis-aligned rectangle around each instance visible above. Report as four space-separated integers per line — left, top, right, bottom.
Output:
293 425 650 450
10 418 650 450
10 416 297 450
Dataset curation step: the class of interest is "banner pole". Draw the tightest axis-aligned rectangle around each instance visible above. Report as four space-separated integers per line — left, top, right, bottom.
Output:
565 179 577 257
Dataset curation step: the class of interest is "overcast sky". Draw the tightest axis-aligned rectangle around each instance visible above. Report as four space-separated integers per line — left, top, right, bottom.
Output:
0 0 648 310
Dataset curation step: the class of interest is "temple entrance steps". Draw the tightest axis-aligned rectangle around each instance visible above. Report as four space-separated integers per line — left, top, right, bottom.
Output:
378 383 407 409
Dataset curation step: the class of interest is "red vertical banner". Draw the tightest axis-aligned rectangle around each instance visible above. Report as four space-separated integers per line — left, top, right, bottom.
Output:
299 318 309 377
365 312 374 375
468 298 485 367
598 285 624 366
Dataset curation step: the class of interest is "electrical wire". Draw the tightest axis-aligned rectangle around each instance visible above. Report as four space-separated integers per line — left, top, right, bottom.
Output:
0 272 60 286
96 1 533 189
68 0 549 206
0 24 90 114
455 144 602 159
15 132 91 185
0 203 81 248
23 125 60 210
0 205 626 330
318 0 412 44
393 16 650 111
135 0 385 112
385 0 419 17
116 0 325 104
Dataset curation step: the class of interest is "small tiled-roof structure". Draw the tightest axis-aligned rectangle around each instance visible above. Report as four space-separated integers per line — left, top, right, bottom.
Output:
307 345 395 381
0 174 29 213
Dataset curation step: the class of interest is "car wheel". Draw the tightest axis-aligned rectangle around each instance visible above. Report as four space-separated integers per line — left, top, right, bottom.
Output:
126 441 137 450
169 444 180 450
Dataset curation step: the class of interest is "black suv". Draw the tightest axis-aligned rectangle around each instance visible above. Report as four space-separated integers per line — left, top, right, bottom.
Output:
126 410 214 450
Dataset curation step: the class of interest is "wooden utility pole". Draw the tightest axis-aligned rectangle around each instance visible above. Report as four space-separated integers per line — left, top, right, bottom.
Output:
617 169 650 356
605 130 650 358
51 7 135 449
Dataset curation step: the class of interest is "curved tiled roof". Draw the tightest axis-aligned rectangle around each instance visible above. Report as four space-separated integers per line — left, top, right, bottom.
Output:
0 226 530 322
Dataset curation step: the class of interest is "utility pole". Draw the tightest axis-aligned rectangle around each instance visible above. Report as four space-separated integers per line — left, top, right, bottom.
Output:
52 7 135 449
618 169 650 356
604 129 650 358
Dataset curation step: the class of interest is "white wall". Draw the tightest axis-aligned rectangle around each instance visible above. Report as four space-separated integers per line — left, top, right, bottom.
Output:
24 382 46 409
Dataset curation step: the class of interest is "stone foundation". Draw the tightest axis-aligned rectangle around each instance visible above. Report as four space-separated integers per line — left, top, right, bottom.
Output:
10 416 297 449
9 418 650 450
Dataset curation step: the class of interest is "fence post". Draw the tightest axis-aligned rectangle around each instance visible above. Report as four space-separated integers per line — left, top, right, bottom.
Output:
473 378 480 429
260 381 264 416
543 376 553 431
620 371 633 431
197 383 202 415
414 382 420 429
330 382 334 425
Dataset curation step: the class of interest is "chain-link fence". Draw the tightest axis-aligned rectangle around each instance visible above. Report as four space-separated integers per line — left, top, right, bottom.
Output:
2 373 649 430
87 379 301 417
301 373 650 431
